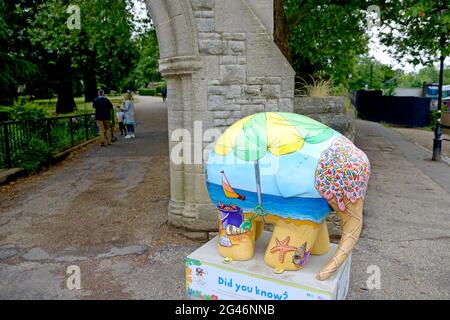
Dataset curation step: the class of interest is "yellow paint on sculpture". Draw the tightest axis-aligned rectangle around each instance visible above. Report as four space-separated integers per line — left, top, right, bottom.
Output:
311 222 330 255
266 112 304 156
214 116 250 156
207 113 371 280
264 220 321 272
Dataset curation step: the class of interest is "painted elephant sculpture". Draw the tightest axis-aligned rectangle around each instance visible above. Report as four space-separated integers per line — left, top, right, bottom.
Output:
206 112 370 281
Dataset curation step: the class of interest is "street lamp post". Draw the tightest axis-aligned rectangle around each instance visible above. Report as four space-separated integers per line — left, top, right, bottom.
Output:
432 14 447 161
367 56 375 90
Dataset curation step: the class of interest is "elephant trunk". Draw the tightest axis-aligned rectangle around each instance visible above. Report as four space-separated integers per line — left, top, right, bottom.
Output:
316 198 364 281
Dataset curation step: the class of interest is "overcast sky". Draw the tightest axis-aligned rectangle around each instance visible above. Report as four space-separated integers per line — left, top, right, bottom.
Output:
367 26 426 73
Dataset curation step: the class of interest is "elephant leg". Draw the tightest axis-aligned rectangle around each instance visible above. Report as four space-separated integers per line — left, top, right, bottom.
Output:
264 220 320 273
317 198 364 280
254 216 264 241
218 212 257 261
311 221 330 255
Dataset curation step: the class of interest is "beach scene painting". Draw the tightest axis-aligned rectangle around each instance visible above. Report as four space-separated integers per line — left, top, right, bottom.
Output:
205 112 370 280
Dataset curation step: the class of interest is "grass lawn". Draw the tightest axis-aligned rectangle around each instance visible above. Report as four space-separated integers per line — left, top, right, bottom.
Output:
381 122 433 132
33 95 139 116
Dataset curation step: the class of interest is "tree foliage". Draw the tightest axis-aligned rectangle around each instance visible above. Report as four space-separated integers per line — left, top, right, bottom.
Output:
119 10 160 91
0 0 156 113
27 0 143 111
271 1 376 87
0 1 38 104
397 65 450 87
378 0 450 65
286 1 369 86
126 29 161 90
349 56 398 93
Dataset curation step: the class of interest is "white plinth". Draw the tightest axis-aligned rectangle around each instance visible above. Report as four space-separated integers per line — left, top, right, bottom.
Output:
186 231 351 300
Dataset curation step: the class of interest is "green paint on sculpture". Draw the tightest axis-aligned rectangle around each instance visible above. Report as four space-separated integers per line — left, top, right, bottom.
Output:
206 112 371 281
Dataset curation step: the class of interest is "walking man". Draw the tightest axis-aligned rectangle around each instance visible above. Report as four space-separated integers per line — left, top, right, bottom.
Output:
161 85 167 103
93 89 113 146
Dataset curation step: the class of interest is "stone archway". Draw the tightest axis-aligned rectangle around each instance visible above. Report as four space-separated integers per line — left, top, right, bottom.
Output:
145 0 295 232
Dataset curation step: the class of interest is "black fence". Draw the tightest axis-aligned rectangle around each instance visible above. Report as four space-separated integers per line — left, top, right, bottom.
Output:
355 90 431 127
0 113 97 168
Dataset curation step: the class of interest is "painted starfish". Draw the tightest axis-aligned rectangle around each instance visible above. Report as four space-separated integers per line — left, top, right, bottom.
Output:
270 236 297 263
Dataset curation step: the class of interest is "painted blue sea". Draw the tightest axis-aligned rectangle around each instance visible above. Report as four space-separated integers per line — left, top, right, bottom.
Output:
206 182 331 223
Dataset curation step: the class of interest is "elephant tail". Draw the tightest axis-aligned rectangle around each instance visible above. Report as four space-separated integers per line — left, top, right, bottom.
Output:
316 198 364 281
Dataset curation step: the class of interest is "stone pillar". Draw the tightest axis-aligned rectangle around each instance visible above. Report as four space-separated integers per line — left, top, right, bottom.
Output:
146 0 295 233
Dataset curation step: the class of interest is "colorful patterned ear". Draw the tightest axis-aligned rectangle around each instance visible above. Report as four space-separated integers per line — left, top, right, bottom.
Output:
315 136 371 211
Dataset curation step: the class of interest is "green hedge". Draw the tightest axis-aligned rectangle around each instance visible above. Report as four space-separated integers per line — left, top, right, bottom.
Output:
138 88 156 96
0 102 47 121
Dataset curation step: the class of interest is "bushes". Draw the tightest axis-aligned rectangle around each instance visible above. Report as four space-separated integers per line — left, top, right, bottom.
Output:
138 82 165 96
11 102 47 120
430 105 447 130
1 100 47 121
138 88 156 96
12 137 54 173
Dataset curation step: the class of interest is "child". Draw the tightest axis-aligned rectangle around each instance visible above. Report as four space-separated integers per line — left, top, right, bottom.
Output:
116 105 126 136
123 92 136 139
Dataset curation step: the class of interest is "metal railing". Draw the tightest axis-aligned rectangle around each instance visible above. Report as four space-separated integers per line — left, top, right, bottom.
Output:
0 113 97 168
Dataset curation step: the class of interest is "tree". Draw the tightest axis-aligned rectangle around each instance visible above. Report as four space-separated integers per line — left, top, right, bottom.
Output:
378 0 449 160
397 66 450 88
274 0 290 62
28 0 142 112
122 29 161 91
273 0 372 86
349 56 398 94
288 2 369 86
379 0 449 65
28 0 78 113
0 1 38 104
83 0 140 93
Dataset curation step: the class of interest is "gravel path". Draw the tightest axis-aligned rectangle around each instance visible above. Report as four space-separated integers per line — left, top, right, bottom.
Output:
0 96 202 299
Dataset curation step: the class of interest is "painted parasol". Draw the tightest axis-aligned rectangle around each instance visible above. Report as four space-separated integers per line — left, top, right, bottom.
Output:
214 112 334 230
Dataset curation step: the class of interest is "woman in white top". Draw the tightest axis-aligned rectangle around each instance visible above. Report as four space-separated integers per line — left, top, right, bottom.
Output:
123 91 136 139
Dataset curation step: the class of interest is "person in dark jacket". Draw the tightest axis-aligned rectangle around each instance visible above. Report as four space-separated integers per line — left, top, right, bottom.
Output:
161 85 167 102
93 90 113 146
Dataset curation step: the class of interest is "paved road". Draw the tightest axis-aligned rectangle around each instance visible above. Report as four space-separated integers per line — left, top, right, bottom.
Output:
347 120 450 300
393 127 450 164
0 96 200 299
0 107 449 299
